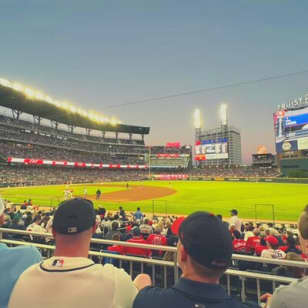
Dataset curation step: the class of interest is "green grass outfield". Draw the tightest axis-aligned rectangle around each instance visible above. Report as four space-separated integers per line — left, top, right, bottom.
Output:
0 181 307 221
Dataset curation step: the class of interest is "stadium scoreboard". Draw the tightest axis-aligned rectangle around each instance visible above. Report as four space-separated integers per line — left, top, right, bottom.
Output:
195 138 228 160
274 104 308 153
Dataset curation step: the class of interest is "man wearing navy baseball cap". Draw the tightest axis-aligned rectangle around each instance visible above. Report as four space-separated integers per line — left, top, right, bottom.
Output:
9 198 146 308
133 211 253 308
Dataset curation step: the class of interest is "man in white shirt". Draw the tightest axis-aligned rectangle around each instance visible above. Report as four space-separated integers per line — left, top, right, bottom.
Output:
261 235 286 259
229 209 242 233
26 216 47 234
9 198 146 308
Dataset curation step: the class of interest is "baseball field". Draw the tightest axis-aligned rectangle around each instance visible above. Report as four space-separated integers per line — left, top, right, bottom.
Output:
0 181 307 222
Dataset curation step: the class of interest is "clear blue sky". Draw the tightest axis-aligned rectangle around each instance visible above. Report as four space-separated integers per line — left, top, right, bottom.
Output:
1 0 308 163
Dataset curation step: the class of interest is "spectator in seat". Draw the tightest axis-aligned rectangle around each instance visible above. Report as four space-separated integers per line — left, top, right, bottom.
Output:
147 227 167 257
244 223 254 241
23 212 33 228
255 236 267 256
26 216 46 233
107 233 124 254
0 198 42 308
105 221 121 240
261 235 286 259
285 235 302 255
232 225 246 254
272 252 305 279
139 218 153 238
133 211 251 308
261 204 308 308
245 228 261 254
9 198 141 308
124 227 151 257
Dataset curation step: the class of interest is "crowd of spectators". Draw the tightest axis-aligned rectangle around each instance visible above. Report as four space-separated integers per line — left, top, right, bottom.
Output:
0 114 145 146
191 166 280 178
1 203 176 260
0 165 148 186
2 202 304 273
1 196 308 307
0 115 147 164
0 142 146 165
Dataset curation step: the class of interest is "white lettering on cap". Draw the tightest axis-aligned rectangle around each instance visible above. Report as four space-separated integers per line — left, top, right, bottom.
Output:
67 227 78 233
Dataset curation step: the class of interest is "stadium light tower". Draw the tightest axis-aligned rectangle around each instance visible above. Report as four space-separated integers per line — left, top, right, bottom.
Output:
193 108 202 130
193 108 202 142
219 103 228 126
193 109 202 167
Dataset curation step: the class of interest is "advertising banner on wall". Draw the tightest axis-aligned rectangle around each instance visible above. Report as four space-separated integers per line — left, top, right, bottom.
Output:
7 157 147 169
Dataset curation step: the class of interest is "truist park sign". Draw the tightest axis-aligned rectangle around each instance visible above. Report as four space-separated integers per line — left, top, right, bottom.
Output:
278 93 308 110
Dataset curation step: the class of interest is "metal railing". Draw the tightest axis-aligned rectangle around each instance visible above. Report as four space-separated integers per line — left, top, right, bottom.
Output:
0 228 304 304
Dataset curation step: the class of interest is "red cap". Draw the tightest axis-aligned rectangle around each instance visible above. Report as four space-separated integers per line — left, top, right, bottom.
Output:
171 217 186 235
266 235 278 246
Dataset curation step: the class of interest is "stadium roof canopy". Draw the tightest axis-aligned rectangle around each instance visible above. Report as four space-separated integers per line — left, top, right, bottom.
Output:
0 84 150 135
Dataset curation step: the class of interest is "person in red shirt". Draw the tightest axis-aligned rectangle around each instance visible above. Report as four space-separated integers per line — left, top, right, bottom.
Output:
245 229 261 254
123 228 151 257
107 233 124 254
232 238 247 253
147 227 167 257
255 236 268 256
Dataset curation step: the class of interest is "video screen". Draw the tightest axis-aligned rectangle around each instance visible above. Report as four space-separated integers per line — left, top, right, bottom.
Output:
195 138 228 160
274 107 308 153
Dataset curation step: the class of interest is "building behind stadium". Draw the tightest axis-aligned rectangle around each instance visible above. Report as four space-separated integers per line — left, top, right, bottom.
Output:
194 105 242 167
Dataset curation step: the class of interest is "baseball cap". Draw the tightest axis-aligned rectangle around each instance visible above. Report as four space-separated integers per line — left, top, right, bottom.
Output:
266 235 279 246
179 211 232 270
53 198 96 234
230 209 238 215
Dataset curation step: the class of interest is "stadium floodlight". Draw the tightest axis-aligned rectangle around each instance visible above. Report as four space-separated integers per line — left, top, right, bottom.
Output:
110 117 118 126
219 103 228 126
45 96 54 104
12 82 24 92
0 78 12 88
0 77 121 125
24 88 35 99
193 108 202 129
34 92 45 101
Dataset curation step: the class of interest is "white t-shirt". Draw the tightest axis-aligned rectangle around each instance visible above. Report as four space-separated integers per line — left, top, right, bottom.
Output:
244 231 254 241
45 217 53 234
229 216 242 232
261 248 286 259
139 224 153 235
9 257 138 308
26 223 47 233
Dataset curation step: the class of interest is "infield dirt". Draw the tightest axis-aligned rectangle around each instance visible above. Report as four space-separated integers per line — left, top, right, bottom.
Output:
86 184 176 202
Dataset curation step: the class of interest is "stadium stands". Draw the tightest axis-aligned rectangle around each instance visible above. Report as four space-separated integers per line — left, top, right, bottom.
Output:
1 202 307 306
0 165 147 186
147 145 192 170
